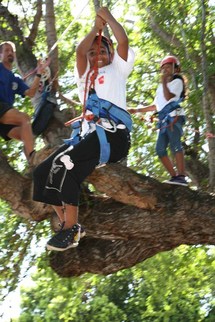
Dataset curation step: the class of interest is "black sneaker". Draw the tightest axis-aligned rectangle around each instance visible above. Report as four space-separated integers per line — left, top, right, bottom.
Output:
55 222 86 236
164 175 188 187
46 224 85 251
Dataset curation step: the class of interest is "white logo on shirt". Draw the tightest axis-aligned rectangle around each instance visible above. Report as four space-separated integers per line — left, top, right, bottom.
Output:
12 82 18 90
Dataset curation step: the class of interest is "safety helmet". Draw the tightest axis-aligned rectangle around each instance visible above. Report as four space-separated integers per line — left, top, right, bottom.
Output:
160 55 180 68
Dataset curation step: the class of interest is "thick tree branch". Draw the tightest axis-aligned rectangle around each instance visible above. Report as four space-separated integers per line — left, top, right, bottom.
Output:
49 181 215 276
88 163 158 209
0 151 51 220
27 0 43 47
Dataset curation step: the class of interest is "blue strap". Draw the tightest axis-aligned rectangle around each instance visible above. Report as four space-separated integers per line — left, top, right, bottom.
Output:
86 91 132 132
33 90 49 120
95 125 110 165
64 91 131 165
64 120 81 146
157 99 183 121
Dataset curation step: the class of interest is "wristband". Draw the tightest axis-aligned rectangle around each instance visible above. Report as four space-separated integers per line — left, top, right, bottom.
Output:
36 73 42 78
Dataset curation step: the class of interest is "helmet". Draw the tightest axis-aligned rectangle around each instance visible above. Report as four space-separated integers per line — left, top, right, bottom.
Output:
160 55 180 68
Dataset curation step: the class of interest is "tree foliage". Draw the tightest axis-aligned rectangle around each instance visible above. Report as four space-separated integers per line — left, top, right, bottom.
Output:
17 245 215 321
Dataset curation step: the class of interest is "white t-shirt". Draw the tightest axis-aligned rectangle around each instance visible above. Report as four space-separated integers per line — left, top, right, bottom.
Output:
75 47 135 110
154 78 185 116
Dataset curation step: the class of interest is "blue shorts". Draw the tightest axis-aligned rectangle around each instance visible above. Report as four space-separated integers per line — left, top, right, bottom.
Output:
156 116 185 157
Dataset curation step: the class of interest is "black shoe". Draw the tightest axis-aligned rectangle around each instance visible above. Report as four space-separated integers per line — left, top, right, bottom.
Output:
55 222 86 236
46 224 84 251
164 175 188 186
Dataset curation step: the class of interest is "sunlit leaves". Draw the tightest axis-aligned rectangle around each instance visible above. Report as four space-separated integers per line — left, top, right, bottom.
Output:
17 245 215 321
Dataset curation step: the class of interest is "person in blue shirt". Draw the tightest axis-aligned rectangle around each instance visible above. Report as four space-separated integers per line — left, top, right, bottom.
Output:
0 41 48 163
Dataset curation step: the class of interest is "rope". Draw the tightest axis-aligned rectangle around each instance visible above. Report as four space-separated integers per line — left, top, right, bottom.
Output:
48 0 91 56
83 30 103 110
65 29 103 126
23 0 90 81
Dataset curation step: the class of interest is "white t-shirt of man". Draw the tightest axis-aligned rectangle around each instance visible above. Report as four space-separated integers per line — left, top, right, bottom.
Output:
75 47 135 111
154 78 185 117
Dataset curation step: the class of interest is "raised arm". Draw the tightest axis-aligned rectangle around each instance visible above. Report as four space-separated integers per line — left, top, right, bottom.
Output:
24 58 50 98
96 7 128 61
76 14 105 77
76 7 129 77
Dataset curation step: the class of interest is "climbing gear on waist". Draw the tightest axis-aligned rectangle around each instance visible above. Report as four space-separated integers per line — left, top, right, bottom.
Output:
154 99 185 133
86 89 132 131
65 89 132 166
156 100 181 121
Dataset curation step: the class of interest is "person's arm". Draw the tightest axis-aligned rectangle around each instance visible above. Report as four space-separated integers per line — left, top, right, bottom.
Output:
76 7 129 77
128 104 156 114
76 14 105 77
24 59 50 98
96 7 128 61
161 73 175 101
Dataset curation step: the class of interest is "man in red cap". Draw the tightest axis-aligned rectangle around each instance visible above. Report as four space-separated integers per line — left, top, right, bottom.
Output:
128 55 187 186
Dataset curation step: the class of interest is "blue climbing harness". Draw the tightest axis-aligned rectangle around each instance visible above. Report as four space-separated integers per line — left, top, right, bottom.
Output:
64 90 132 166
155 99 185 133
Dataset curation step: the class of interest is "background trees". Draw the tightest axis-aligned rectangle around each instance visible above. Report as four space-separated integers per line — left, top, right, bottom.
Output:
17 246 215 321
0 0 215 320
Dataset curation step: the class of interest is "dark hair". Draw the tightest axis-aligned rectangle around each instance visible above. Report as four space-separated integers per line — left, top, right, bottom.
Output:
94 35 113 55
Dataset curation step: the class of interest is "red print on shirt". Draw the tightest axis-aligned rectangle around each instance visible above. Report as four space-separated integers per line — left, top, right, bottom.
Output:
98 75 104 84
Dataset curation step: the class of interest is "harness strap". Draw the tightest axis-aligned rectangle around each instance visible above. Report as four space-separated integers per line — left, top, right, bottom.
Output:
95 125 111 166
64 92 132 166
155 99 182 121
86 89 132 131
155 99 184 133
64 120 81 146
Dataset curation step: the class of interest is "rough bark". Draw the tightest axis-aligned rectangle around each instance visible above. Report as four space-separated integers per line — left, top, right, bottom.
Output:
200 0 215 189
1 150 215 278
48 163 215 277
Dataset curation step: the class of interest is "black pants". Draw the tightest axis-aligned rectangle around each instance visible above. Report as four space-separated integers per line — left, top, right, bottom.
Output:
33 129 130 206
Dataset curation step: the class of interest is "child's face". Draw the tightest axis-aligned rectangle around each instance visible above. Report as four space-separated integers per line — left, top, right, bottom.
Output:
88 41 111 68
160 63 175 76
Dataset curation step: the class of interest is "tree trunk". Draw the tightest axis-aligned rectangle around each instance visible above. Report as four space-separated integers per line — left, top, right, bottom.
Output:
48 163 215 277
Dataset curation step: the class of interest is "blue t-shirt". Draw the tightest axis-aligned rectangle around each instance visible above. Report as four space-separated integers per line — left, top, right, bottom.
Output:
0 63 29 106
